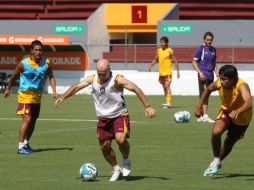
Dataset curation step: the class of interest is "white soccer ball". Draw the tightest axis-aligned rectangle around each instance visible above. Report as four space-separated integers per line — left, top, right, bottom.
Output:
174 111 191 123
79 163 98 181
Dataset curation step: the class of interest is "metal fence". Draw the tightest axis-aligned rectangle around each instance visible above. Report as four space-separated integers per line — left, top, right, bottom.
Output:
85 44 254 70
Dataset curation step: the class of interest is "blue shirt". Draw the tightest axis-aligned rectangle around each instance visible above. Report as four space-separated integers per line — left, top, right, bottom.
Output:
19 57 48 92
193 44 216 80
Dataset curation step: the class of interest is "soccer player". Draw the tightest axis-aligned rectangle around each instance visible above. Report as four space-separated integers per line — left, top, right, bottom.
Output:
195 65 252 176
149 36 180 108
4 40 57 155
55 59 156 182
192 32 218 123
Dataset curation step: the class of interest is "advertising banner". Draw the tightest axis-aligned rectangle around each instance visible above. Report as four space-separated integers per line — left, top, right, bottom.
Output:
0 35 70 45
0 51 88 70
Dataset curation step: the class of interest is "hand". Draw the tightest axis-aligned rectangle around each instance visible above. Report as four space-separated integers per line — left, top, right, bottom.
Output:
194 107 203 118
52 92 58 99
3 88 10 98
199 72 206 80
229 110 240 119
177 72 180 79
145 107 156 118
55 97 64 107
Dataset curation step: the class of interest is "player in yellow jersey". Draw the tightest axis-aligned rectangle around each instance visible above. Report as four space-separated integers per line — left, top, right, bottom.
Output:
4 40 57 154
149 36 180 108
195 65 252 176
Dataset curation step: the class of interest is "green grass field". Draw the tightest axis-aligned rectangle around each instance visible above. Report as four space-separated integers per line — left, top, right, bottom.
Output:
1 94 254 190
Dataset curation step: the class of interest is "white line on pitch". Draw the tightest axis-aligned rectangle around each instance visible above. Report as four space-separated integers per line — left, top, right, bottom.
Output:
0 117 147 124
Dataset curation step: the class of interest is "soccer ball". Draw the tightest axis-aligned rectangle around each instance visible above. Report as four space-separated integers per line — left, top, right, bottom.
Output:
79 163 98 181
174 111 191 123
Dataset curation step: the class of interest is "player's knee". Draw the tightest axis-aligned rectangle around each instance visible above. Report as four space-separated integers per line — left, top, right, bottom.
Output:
212 129 223 137
115 136 126 145
99 140 111 151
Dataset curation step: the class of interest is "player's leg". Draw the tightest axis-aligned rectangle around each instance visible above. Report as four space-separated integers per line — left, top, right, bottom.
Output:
26 118 36 141
220 136 237 161
203 119 227 176
115 133 129 159
25 104 40 151
99 139 122 181
202 79 214 123
211 120 227 157
97 118 122 181
197 78 205 122
220 123 249 161
162 75 172 108
114 115 131 177
18 115 33 154
115 132 131 177
99 139 117 167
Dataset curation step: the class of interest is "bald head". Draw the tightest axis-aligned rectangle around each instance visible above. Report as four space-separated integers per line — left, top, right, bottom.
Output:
96 59 111 82
96 59 110 72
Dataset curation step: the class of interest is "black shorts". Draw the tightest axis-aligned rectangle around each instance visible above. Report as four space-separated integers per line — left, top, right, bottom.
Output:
218 111 249 140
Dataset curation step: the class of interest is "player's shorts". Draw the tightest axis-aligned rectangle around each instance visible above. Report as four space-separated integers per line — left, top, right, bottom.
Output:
97 114 130 141
159 75 172 85
218 111 249 140
16 103 40 118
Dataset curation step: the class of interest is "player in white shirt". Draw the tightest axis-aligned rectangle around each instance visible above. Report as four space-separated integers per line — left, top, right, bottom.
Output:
55 59 156 182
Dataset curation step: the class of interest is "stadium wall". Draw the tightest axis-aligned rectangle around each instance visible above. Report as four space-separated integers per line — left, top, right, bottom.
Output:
45 63 254 96
158 20 254 46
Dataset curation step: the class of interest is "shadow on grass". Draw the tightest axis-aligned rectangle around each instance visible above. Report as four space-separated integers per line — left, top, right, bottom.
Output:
88 175 170 182
212 173 254 180
124 175 169 181
32 147 73 153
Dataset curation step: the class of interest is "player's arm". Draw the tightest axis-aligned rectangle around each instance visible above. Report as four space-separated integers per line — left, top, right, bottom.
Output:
213 48 219 79
4 61 23 98
192 47 205 80
171 49 180 78
229 83 252 119
47 59 57 98
214 63 219 79
116 76 156 118
195 82 217 117
148 52 158 72
192 59 205 80
55 75 94 106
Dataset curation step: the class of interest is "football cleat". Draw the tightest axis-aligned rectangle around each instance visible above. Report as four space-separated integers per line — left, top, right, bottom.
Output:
18 146 32 155
197 116 204 122
26 143 33 152
203 161 221 176
162 103 171 109
123 159 131 177
109 168 122 182
202 115 215 123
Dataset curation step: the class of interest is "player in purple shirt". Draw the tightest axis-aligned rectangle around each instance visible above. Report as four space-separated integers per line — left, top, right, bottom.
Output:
192 32 218 123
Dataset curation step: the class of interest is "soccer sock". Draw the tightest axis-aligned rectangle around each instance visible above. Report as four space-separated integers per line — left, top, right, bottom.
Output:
165 94 171 104
113 165 121 171
123 158 130 164
213 157 221 165
18 142 26 149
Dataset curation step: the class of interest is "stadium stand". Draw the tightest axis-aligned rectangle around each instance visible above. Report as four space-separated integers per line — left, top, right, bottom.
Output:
0 0 254 20
0 0 254 63
103 46 254 64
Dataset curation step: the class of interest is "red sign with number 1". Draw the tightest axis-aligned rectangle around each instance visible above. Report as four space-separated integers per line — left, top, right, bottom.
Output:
132 6 147 23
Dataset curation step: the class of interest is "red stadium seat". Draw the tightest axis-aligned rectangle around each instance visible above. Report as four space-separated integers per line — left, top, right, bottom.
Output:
0 13 37 20
37 12 92 20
